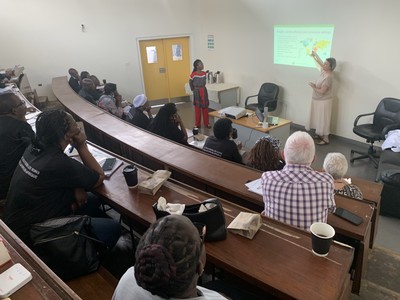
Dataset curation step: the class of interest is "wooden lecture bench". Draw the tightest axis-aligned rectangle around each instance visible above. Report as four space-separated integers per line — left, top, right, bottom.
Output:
52 76 381 294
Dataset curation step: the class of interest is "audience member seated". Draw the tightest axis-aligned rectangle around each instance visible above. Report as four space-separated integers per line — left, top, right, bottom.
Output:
98 83 123 118
203 118 242 164
112 214 227 300
242 135 285 172
79 78 101 104
3 109 121 248
261 131 335 231
0 92 35 200
323 152 363 200
89 74 104 94
80 71 90 81
125 94 153 130
89 75 101 88
148 103 188 145
68 68 81 93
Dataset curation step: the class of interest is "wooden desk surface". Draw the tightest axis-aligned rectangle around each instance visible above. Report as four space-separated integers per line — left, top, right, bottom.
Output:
52 76 374 295
52 76 263 209
0 221 79 300
93 147 353 299
209 109 292 134
329 195 373 242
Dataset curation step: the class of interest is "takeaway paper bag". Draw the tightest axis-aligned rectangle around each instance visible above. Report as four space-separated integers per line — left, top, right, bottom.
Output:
227 212 262 239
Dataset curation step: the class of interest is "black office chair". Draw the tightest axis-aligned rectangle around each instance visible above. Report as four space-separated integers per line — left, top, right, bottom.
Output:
244 83 279 113
351 97 400 168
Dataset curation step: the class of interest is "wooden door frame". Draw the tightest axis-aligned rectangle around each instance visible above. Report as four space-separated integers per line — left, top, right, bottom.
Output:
136 34 194 101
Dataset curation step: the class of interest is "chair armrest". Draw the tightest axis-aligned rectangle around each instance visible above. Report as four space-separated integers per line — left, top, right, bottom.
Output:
382 123 400 136
381 169 400 186
245 95 258 106
353 112 374 127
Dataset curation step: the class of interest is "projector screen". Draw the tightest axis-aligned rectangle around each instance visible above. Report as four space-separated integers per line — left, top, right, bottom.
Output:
274 25 334 68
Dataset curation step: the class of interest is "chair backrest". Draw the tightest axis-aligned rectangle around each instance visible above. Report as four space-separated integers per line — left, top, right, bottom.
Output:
374 98 400 130
257 83 279 112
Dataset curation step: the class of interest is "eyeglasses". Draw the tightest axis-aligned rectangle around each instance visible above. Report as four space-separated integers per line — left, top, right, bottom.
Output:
14 101 26 108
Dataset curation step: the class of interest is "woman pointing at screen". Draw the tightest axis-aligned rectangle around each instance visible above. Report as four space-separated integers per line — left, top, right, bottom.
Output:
306 50 336 145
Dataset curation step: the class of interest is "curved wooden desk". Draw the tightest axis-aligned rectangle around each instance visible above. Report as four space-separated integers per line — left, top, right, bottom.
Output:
0 220 79 300
91 142 353 300
52 76 264 211
52 76 372 294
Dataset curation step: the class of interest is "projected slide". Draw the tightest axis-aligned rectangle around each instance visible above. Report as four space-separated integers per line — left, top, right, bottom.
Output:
274 25 334 68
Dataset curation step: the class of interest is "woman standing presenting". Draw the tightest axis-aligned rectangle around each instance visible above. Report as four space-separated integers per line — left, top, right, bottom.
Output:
307 50 336 145
189 59 211 128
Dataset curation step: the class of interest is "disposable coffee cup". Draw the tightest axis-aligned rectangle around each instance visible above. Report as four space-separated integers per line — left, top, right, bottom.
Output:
123 164 138 187
310 222 335 257
262 122 268 129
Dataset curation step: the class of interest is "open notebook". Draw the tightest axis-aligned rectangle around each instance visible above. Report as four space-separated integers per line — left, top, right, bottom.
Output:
65 144 123 178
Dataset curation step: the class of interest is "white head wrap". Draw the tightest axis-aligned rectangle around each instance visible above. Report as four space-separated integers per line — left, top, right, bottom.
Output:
133 94 147 108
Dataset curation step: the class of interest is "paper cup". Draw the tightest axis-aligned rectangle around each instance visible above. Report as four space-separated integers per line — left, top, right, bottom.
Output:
123 165 138 187
310 222 335 257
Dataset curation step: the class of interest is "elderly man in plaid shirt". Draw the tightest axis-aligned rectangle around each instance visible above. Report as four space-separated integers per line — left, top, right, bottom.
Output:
261 131 335 231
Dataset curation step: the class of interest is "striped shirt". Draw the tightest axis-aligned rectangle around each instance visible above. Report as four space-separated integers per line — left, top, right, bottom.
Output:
261 164 335 231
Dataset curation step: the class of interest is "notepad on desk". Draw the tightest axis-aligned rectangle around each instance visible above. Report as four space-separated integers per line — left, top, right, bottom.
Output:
245 178 263 196
64 144 123 178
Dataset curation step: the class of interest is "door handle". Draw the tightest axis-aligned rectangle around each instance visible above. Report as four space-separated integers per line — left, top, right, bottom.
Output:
159 67 166 73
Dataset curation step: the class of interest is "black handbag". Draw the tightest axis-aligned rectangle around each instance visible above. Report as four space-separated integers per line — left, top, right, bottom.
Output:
30 215 104 280
152 198 227 242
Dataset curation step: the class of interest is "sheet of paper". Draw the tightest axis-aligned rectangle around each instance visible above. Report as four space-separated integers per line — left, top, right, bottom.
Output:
245 178 263 196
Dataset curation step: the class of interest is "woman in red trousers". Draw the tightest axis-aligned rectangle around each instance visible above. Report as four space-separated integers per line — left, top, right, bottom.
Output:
189 59 211 128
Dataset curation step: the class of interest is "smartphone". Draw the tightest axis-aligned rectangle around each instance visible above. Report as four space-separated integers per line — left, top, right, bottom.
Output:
0 263 32 298
333 207 363 225
102 157 117 171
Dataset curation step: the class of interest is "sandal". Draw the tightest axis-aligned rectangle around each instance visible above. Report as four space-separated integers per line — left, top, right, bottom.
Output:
317 139 329 145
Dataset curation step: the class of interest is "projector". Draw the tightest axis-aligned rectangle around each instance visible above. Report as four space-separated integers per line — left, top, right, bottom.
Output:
220 106 247 120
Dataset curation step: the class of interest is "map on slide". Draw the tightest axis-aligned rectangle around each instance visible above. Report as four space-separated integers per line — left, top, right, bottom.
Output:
274 25 335 68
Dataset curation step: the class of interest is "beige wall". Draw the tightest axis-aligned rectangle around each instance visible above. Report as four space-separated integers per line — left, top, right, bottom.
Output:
1 0 399 140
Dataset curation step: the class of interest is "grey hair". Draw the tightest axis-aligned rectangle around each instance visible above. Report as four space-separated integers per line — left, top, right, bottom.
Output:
323 152 348 179
283 131 315 165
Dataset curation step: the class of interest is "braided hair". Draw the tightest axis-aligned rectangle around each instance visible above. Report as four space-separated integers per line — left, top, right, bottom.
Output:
247 135 281 172
135 215 201 298
31 109 69 154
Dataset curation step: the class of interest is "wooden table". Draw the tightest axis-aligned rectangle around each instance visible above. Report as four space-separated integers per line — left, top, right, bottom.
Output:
52 76 375 295
92 145 354 299
52 76 264 211
350 177 383 248
0 220 80 300
209 109 291 148
328 195 374 294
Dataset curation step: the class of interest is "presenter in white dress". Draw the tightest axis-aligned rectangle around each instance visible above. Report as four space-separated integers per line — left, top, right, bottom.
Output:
307 50 336 145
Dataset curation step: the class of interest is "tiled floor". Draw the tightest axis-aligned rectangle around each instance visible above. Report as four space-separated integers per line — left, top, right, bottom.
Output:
166 100 400 253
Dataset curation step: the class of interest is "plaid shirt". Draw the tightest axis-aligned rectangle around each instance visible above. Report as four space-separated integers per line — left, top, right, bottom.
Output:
261 164 335 231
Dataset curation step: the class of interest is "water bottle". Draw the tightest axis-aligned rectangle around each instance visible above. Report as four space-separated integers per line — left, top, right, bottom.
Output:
215 71 221 84
262 107 269 129
207 72 213 84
